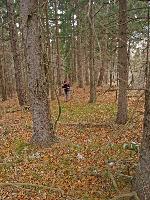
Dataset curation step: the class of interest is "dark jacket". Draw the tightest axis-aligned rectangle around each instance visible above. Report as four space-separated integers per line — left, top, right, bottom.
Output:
62 83 70 92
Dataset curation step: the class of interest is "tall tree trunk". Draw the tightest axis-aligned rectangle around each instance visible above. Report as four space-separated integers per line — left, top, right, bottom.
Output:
116 0 128 124
55 0 62 96
110 60 115 88
71 14 77 83
45 0 55 100
134 4 150 199
97 29 108 87
97 62 105 87
76 9 84 88
0 58 7 101
134 64 150 199
7 0 27 106
0 26 7 101
85 65 90 86
84 35 90 86
88 0 96 103
20 0 56 147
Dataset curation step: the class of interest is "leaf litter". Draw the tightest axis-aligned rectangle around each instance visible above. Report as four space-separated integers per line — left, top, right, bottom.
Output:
0 87 143 199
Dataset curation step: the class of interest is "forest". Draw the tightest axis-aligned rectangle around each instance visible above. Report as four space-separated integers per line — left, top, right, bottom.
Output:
0 0 150 199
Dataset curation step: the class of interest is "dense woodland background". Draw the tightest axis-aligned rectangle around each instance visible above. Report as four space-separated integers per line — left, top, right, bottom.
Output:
0 0 150 199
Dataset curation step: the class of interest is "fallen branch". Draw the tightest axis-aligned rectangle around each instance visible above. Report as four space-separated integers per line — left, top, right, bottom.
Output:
106 164 119 192
108 170 119 192
0 182 64 195
116 173 133 180
110 191 140 200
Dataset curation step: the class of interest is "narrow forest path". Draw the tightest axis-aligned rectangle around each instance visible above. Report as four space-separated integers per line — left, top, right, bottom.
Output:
0 88 144 200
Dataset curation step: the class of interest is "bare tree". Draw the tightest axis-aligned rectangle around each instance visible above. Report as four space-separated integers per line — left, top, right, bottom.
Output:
55 0 62 96
0 28 7 101
0 57 7 101
76 9 84 88
97 28 108 86
88 0 96 103
71 14 77 83
7 0 27 106
85 40 90 86
134 3 150 199
116 0 128 124
45 0 55 100
20 0 56 147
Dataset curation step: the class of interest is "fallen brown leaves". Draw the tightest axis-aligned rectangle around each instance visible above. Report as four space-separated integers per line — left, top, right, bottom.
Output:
0 87 144 199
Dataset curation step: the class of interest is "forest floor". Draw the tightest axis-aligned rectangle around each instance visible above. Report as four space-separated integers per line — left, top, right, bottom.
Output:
0 87 144 200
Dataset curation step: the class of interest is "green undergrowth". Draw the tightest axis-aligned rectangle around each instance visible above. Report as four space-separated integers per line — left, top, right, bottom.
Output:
52 102 117 124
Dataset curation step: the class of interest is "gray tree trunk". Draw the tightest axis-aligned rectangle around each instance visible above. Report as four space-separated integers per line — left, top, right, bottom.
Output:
7 0 27 106
97 29 108 87
0 28 7 101
0 58 7 101
116 0 128 124
134 5 150 199
71 14 77 83
134 71 150 198
84 35 90 86
45 1 55 100
20 0 56 147
88 0 96 103
76 9 84 88
55 0 62 96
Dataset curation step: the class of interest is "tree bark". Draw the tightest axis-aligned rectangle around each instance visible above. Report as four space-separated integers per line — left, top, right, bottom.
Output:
134 4 150 199
71 14 77 83
97 62 105 87
116 0 128 124
88 0 96 103
45 0 55 100
20 0 56 147
76 8 84 88
55 0 62 96
0 26 7 101
97 29 108 87
134 71 150 199
84 35 90 86
0 58 7 101
7 0 27 106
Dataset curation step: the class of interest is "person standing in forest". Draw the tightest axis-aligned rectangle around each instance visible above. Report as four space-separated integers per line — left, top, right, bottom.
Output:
62 80 70 102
